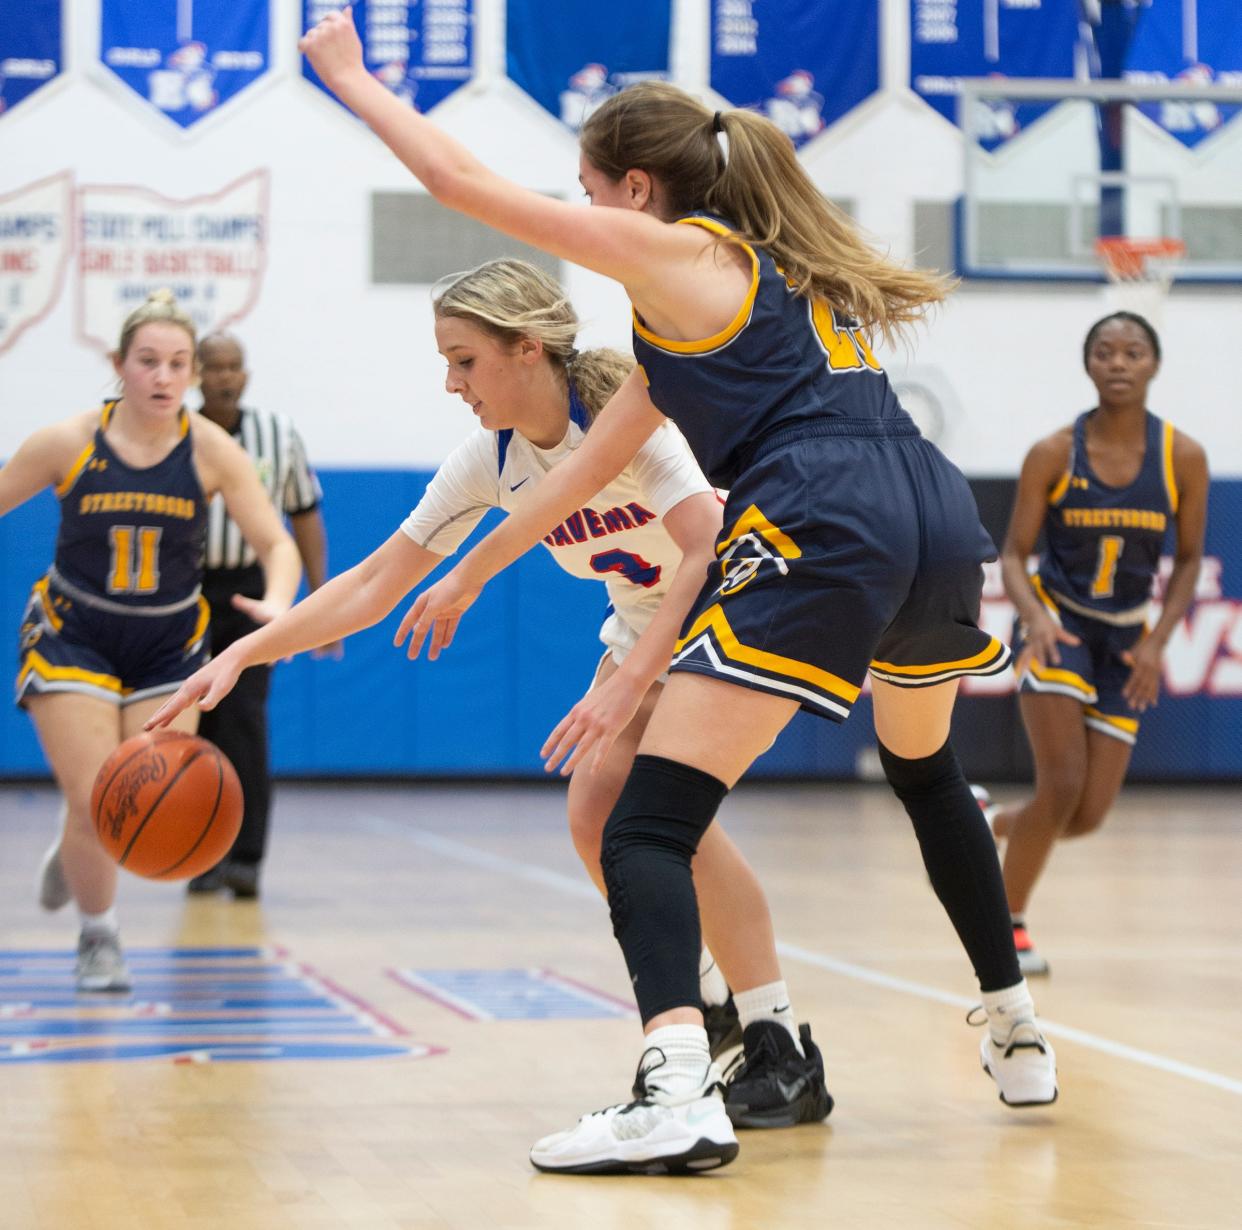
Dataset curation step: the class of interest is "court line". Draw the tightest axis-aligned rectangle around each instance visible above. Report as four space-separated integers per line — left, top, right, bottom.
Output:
357 815 1242 1099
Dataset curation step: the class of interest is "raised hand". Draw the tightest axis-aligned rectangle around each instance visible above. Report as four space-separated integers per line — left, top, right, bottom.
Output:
299 6 366 91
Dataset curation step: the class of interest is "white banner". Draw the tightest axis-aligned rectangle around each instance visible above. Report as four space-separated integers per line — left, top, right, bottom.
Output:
0 171 72 356
76 168 268 353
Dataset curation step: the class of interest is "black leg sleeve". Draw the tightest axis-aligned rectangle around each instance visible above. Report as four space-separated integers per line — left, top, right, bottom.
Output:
879 740 1021 993
601 754 729 1023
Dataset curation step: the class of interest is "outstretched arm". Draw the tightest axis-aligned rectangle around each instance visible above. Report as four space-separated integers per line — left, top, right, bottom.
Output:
146 532 443 727
300 8 683 290
393 368 668 659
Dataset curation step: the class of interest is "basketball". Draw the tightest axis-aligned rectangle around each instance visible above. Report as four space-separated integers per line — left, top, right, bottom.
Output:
90 732 243 881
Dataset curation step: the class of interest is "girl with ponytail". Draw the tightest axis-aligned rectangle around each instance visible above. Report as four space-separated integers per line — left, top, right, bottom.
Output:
209 8 1057 1174
149 260 799 1106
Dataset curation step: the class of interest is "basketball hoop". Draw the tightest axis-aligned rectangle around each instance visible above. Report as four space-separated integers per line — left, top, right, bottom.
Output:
1095 237 1185 325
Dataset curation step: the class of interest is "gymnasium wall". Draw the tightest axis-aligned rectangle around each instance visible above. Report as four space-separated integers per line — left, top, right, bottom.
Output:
2 1 1240 779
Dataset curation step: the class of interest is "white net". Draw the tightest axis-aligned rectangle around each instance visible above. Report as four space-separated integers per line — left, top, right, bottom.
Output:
1097 238 1184 328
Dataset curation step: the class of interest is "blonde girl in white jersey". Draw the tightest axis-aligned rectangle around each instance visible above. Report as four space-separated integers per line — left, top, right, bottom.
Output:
147 262 825 1113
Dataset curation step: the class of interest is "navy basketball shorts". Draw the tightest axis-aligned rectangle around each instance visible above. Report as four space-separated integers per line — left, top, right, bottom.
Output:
1015 584 1145 745
16 574 211 708
671 423 1010 722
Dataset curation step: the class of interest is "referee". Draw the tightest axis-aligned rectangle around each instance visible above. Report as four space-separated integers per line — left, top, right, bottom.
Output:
189 332 338 898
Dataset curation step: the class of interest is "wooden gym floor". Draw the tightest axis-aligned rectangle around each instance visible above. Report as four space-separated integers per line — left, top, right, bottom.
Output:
0 779 1238 1229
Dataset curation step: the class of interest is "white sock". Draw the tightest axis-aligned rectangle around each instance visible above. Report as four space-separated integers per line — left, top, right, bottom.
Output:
982 980 1037 1045
79 907 119 936
734 980 803 1055
640 1024 712 1097
699 948 730 1008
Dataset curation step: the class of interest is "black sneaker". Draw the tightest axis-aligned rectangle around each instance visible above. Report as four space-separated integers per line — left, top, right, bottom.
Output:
704 995 743 1060
186 862 227 894
223 861 260 900
724 1021 834 1129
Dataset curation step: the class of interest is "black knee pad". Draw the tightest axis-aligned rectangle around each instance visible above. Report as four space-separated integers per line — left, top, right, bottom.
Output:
600 754 728 1022
877 738 961 799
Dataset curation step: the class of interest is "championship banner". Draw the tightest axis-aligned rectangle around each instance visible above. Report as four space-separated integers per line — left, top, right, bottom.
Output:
76 170 269 354
99 0 271 132
710 0 880 147
910 0 1082 150
0 172 73 356
0 0 62 119
1122 0 1242 149
506 0 670 131
302 1 474 115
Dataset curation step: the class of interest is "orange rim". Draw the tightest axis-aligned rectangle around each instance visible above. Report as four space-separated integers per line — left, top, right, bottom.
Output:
1095 236 1186 279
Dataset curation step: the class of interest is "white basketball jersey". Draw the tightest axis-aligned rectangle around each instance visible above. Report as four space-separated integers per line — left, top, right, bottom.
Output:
400 406 713 653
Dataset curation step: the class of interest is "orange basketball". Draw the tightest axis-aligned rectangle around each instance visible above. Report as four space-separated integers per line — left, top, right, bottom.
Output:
91 731 243 881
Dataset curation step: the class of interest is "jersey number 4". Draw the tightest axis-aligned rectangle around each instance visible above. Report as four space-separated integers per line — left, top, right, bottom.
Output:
108 525 162 595
590 549 662 589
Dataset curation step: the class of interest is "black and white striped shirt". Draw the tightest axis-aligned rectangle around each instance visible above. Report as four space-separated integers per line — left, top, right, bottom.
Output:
204 407 322 570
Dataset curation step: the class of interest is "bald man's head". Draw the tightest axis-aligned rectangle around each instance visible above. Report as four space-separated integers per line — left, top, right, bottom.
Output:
198 333 248 421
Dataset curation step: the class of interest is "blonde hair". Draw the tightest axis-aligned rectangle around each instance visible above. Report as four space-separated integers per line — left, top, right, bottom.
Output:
432 259 633 419
580 82 954 344
116 288 197 359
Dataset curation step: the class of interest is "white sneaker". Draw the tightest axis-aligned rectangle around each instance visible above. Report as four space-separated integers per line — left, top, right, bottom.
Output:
530 1055 739 1175
76 930 132 993
38 838 71 912
980 1020 1058 1107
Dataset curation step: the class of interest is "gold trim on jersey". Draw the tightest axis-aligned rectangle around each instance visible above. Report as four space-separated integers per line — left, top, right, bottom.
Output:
1162 420 1179 514
184 595 210 652
1022 658 1094 699
33 576 64 632
631 218 760 355
1084 706 1139 736
674 602 861 704
716 504 802 560
870 637 1007 678
17 650 122 697
1029 575 1061 621
55 441 97 500
1047 468 1072 506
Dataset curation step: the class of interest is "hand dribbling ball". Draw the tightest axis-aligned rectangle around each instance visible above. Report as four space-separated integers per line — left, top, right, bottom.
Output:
91 731 243 880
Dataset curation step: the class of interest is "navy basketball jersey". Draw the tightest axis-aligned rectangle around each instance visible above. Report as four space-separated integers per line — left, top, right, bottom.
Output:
1038 411 1177 623
53 401 207 606
631 214 910 487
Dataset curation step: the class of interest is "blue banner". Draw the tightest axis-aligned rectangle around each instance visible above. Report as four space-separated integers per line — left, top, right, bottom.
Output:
99 0 271 131
302 1 474 115
4 474 1240 781
0 0 62 119
711 0 880 147
506 0 670 131
1122 0 1242 148
910 0 1082 149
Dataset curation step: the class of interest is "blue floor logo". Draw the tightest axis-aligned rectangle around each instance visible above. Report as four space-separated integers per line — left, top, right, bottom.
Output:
0 947 437 1064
